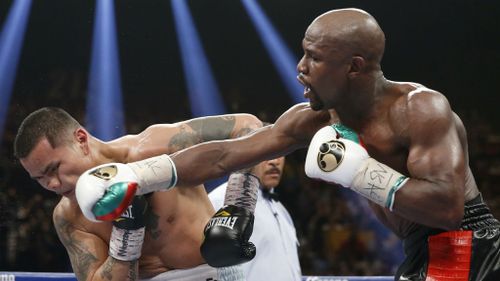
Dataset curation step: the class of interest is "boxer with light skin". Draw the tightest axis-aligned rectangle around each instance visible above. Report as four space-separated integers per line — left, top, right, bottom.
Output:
14 107 261 281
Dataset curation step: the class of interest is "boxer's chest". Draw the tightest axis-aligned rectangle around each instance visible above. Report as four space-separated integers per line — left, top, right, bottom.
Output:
140 186 212 251
139 187 211 268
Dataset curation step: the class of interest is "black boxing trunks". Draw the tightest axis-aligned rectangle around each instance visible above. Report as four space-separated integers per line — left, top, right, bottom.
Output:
396 193 500 281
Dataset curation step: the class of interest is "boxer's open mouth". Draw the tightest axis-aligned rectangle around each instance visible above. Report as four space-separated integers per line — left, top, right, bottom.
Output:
303 86 312 98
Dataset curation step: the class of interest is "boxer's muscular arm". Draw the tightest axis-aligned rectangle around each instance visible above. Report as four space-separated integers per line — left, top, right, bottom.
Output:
172 103 332 186
53 210 137 281
391 92 465 230
127 113 262 159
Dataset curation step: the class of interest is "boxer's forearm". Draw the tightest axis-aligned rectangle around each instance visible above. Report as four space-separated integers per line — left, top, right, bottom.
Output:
172 126 303 187
65 245 139 281
54 214 140 281
92 258 138 281
66 244 139 281
390 178 465 230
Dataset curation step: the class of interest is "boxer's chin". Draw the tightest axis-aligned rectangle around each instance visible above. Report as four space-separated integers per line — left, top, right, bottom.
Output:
309 99 325 111
306 92 325 111
62 189 75 198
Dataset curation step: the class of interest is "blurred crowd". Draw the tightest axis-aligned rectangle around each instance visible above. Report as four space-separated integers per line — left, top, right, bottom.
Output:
1 70 500 276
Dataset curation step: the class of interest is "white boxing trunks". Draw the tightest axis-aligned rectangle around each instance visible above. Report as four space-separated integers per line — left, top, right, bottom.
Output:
140 263 245 281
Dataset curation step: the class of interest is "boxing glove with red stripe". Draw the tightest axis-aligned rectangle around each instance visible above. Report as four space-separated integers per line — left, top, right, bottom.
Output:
76 154 177 222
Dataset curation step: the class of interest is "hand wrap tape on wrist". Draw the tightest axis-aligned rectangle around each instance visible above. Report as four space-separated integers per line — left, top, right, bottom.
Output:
128 154 178 195
109 226 145 261
224 172 260 214
351 158 409 211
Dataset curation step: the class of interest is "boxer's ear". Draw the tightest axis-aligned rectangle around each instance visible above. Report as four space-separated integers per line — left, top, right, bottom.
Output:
74 128 90 155
347 56 365 78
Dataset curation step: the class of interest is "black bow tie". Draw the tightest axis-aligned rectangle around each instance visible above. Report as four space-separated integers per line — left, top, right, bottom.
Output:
262 189 280 202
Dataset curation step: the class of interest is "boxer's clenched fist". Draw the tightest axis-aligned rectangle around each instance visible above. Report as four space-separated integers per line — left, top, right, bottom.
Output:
76 154 177 221
109 195 148 261
76 162 140 221
201 205 256 267
305 124 409 211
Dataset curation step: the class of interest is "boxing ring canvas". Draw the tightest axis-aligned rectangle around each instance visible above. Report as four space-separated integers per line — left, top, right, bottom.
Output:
1 272 393 281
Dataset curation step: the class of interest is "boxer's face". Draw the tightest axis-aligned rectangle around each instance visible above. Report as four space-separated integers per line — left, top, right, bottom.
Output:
297 23 350 111
20 137 91 198
252 157 285 190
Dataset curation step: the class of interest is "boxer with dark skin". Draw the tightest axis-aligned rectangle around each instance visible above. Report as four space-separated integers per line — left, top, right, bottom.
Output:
174 7 472 231
170 8 499 280
14 108 261 281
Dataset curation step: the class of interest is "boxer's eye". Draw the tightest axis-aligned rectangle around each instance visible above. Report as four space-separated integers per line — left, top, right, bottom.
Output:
48 163 60 175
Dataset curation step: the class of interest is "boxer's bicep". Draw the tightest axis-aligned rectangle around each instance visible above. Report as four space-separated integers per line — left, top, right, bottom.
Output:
393 92 466 229
405 92 466 191
407 127 465 188
137 114 260 157
398 126 465 229
176 113 260 144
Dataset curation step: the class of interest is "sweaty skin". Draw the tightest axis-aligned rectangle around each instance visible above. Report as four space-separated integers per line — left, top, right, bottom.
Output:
19 114 261 280
171 9 479 240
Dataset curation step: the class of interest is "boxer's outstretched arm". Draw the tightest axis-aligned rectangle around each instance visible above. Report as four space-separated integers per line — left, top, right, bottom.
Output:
53 210 138 281
172 126 292 187
172 103 332 187
75 114 263 222
124 113 262 160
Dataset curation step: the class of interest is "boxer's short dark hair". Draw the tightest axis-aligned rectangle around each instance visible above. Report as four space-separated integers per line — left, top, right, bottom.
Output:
14 107 81 159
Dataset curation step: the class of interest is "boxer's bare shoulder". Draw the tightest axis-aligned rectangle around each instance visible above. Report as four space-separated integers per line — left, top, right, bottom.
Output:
274 102 332 144
387 83 452 140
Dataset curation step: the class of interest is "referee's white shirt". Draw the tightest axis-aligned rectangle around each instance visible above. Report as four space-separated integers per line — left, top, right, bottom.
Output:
209 183 302 281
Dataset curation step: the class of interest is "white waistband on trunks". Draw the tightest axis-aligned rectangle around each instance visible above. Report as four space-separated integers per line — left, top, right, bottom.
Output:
140 263 245 281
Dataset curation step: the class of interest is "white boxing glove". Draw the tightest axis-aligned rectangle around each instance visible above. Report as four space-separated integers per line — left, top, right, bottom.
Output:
305 124 409 211
76 162 139 222
76 154 177 222
305 125 369 187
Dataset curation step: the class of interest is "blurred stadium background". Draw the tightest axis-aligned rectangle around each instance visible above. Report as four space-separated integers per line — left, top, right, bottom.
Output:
0 0 499 276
